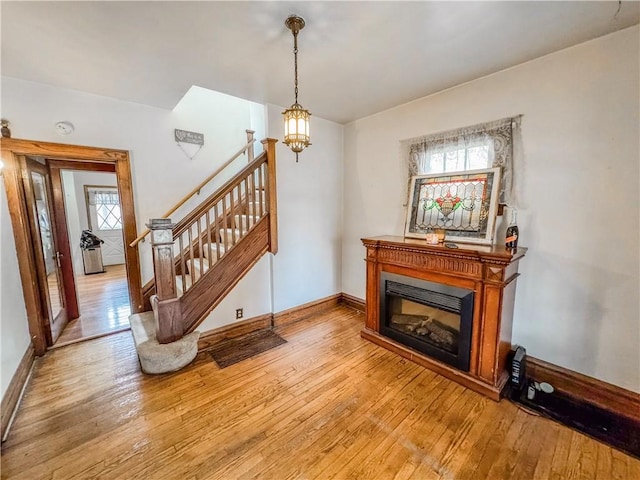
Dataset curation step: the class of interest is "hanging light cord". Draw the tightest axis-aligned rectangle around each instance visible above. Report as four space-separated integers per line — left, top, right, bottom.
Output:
292 26 300 162
293 29 299 104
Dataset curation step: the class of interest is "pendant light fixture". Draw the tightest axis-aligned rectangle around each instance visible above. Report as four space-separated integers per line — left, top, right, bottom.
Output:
282 15 311 162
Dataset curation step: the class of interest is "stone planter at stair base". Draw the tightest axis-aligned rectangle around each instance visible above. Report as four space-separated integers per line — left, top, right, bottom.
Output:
129 311 200 374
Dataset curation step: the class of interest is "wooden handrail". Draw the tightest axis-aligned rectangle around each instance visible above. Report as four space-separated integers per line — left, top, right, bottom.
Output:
172 151 267 238
129 137 255 247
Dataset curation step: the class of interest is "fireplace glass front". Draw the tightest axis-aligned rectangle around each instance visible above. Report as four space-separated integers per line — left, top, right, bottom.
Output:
380 272 474 371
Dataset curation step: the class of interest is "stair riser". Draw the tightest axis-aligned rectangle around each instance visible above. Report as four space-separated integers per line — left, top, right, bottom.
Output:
201 243 226 261
186 258 210 280
247 202 266 216
219 228 242 247
234 215 258 230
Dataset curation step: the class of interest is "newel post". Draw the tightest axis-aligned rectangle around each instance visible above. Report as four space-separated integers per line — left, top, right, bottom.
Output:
148 218 183 344
246 129 255 164
262 138 278 254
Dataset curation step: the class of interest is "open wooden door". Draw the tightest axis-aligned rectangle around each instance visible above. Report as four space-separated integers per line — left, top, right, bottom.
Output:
20 156 74 344
48 165 80 321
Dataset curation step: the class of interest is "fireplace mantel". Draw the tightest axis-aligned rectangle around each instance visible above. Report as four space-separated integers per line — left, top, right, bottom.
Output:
361 236 527 400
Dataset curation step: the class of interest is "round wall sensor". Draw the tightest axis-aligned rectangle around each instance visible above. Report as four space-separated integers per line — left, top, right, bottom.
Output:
55 121 74 135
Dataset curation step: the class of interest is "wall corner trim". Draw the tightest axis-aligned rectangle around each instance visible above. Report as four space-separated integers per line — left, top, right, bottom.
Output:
340 293 365 313
272 294 342 328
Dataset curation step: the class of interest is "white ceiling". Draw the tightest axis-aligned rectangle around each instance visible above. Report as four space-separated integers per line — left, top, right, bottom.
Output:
2 1 638 124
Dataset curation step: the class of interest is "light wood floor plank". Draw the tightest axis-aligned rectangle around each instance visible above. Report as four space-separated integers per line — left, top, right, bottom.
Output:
55 264 131 346
1 305 638 479
530 417 561 480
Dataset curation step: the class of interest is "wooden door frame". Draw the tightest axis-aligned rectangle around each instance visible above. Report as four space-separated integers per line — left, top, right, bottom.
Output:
1 138 143 356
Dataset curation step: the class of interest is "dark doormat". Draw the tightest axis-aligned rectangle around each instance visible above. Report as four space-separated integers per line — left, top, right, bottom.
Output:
207 329 287 368
507 384 640 459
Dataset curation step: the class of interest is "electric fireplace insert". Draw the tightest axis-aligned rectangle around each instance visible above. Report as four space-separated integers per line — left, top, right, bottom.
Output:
379 272 474 371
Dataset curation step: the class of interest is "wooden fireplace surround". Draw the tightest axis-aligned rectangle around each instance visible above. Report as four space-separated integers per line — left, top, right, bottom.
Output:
361 236 527 401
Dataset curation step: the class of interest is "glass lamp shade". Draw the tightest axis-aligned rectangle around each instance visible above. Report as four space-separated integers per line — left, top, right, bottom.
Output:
282 103 311 153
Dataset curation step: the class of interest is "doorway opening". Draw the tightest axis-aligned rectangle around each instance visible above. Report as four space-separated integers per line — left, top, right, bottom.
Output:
1 138 143 356
51 168 131 347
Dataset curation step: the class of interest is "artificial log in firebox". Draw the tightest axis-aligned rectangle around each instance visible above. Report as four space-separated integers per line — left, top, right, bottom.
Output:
361 236 527 401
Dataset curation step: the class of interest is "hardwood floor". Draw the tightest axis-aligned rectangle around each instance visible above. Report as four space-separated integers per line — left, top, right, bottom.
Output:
2 306 638 479
54 264 130 346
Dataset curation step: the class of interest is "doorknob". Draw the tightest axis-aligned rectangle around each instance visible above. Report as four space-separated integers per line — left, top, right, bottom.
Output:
55 251 63 268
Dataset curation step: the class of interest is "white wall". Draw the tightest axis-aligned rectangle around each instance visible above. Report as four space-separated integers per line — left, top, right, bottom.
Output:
198 255 272 332
169 86 267 220
1 183 31 398
266 104 344 312
342 26 640 392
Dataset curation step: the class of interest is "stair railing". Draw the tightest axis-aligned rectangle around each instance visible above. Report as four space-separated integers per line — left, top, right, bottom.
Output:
130 129 257 248
147 138 278 343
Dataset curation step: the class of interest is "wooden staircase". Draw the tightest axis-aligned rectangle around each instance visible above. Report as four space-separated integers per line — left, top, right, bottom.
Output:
129 135 278 373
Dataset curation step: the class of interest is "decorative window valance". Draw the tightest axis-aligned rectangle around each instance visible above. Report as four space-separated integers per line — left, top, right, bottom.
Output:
403 115 523 206
87 189 120 206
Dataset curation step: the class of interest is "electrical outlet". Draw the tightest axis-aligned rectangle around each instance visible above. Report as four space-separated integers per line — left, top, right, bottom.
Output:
235 308 243 319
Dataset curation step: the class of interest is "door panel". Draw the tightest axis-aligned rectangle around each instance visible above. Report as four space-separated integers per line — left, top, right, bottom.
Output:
49 166 80 319
85 186 125 266
22 157 69 344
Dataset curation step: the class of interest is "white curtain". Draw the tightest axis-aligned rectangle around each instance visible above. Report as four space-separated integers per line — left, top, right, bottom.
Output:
87 189 119 206
404 116 523 206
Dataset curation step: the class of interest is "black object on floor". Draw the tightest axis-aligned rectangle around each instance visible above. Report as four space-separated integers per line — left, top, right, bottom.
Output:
208 329 287 368
508 382 640 459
